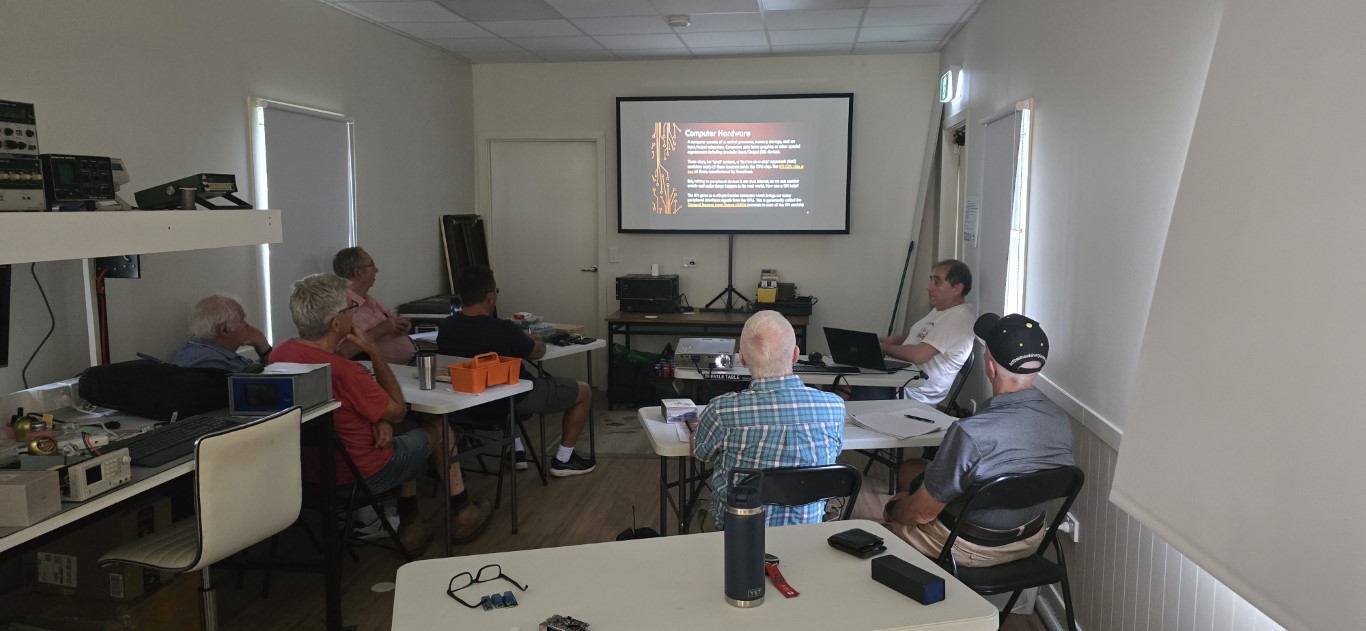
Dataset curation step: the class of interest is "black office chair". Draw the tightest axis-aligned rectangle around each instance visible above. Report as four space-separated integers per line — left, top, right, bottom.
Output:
934 466 1085 630
740 464 863 521
453 404 549 486
936 351 976 418
862 351 977 487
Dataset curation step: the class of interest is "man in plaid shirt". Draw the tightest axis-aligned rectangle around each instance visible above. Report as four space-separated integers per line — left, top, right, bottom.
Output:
693 310 846 529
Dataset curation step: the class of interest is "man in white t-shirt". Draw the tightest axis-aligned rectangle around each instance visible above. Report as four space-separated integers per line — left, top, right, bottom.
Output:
878 259 976 405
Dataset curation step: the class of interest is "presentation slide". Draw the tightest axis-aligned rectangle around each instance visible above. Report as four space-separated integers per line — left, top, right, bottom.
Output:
617 95 851 233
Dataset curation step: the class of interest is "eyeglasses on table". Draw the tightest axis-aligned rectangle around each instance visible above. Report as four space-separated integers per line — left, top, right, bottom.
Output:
446 564 529 609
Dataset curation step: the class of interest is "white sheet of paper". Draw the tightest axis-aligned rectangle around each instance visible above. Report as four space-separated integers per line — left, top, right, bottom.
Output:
410 330 438 342
262 362 329 374
849 409 953 440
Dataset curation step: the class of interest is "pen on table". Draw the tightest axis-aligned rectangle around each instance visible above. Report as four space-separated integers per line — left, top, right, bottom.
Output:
904 414 937 424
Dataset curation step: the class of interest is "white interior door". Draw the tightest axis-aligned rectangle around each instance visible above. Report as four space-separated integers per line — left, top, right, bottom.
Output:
489 139 599 382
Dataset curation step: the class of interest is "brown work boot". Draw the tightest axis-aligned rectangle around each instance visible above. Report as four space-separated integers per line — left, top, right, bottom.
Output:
396 519 432 557
450 499 494 544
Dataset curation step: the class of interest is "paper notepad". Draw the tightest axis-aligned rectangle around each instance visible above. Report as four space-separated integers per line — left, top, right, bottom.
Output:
849 408 954 440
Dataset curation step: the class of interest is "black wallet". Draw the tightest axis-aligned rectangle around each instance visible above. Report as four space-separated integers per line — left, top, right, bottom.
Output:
828 527 887 559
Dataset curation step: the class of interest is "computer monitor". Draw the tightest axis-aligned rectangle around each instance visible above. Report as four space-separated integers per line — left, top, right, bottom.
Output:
0 264 10 368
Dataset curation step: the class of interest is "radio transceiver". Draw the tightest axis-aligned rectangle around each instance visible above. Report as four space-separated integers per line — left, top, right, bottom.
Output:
60 448 133 502
0 100 39 155
0 155 45 211
135 173 252 210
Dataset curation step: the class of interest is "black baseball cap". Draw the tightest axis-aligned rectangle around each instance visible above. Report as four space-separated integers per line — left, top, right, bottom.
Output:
974 313 1048 374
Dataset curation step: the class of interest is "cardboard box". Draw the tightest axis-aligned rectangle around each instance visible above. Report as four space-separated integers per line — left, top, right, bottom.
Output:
0 470 61 527
25 495 172 601
0 571 201 631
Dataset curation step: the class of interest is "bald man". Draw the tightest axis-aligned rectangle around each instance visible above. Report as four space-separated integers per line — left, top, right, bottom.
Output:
171 294 272 371
691 310 846 529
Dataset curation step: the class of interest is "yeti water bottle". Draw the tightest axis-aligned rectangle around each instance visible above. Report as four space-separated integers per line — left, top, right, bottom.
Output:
724 468 765 608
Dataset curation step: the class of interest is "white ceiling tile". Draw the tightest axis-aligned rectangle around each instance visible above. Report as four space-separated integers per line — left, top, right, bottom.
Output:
680 30 768 47
477 19 584 37
538 49 621 61
571 15 674 35
650 0 759 14
511 36 608 51
870 0 975 6
760 0 865 10
335 1 462 22
545 0 659 18
771 43 854 55
387 21 493 38
428 37 528 53
690 46 772 57
864 5 968 26
858 24 951 41
682 12 766 32
436 0 561 21
853 40 939 53
763 9 863 30
594 33 687 49
768 28 856 45
613 48 694 59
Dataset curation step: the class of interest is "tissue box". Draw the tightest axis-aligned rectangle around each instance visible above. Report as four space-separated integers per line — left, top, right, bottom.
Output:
661 398 699 424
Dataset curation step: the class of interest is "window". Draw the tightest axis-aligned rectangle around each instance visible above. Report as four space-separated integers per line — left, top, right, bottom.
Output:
1003 101 1033 315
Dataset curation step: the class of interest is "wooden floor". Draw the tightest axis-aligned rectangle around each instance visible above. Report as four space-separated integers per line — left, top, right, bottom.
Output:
219 454 1045 631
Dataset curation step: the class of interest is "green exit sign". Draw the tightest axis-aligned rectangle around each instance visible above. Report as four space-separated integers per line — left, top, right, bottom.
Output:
939 66 961 103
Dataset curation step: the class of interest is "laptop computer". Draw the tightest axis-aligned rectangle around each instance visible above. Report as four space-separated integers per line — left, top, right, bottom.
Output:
823 327 914 372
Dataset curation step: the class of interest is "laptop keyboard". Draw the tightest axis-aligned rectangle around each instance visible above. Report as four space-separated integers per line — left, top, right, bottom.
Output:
108 416 242 467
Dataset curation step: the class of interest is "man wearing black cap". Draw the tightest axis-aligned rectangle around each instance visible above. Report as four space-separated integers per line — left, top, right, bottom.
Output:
882 313 1074 568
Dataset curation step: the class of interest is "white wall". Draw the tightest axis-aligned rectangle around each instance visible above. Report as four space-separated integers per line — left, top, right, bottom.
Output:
472 55 941 349
942 1 1287 629
0 0 473 394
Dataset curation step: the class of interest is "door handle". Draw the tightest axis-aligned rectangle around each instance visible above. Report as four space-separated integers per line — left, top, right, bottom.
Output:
581 266 599 272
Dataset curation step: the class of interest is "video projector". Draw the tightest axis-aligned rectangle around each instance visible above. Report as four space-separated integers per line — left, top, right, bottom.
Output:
676 338 736 371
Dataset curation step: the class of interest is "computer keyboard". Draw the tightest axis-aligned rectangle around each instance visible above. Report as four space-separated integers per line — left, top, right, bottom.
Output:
792 364 860 374
108 416 242 467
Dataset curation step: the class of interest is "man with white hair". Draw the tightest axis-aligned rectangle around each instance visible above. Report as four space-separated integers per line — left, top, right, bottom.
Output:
692 310 846 528
884 313 1073 568
171 294 272 371
270 273 491 553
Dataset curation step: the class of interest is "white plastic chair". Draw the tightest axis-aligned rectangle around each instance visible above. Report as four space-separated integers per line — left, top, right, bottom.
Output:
98 407 303 630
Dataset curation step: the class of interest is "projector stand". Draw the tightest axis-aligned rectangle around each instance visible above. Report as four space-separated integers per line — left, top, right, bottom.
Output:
703 234 751 313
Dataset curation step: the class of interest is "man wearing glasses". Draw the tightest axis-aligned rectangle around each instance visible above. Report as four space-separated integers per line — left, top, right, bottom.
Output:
171 294 273 371
333 246 418 365
272 273 493 553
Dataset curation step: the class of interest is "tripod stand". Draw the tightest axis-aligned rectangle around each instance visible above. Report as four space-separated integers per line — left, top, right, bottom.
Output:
702 234 751 313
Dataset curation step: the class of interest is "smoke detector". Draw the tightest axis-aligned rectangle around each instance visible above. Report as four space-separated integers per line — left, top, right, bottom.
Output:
666 14 691 28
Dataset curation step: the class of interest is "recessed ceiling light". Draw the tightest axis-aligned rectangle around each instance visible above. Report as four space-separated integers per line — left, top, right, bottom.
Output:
666 14 691 28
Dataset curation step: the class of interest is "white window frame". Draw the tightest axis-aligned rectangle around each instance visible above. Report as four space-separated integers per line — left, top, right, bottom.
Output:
1003 99 1034 316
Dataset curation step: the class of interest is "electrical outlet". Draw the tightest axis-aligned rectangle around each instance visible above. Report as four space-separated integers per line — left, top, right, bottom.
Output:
1061 512 1081 543
608 247 620 263
682 257 697 268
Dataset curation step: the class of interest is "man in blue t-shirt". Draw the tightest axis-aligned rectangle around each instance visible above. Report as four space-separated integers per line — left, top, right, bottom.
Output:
436 266 596 477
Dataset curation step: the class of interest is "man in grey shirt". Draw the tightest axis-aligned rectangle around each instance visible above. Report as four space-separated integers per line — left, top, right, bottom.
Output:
884 313 1073 568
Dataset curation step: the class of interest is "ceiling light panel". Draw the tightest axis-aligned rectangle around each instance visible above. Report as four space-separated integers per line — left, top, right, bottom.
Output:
760 0 866 10
650 0 759 14
869 0 976 7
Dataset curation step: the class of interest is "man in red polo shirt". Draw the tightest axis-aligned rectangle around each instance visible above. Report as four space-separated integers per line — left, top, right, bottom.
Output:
271 273 490 554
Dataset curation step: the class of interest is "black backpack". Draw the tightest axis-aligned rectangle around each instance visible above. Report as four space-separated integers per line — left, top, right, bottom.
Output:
79 359 230 421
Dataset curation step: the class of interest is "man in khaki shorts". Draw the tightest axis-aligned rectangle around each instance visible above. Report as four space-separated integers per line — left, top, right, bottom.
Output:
883 313 1073 567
